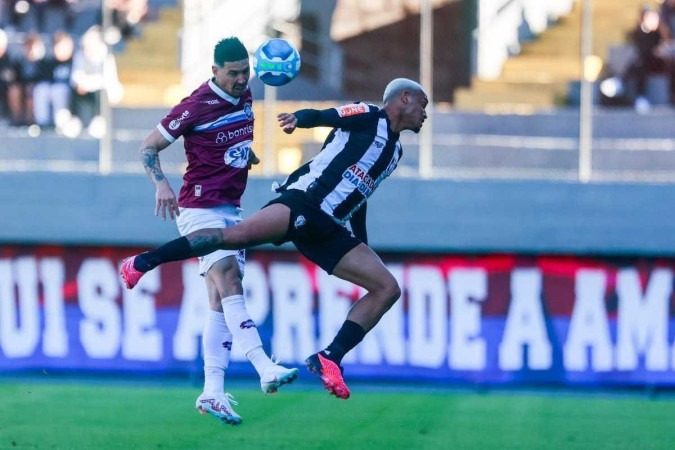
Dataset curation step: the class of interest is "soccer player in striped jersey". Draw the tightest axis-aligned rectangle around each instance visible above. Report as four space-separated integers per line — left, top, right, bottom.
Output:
121 78 428 399
122 37 298 426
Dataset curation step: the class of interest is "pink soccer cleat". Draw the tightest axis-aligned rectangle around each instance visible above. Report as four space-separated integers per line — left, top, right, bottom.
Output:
305 352 350 399
120 256 145 289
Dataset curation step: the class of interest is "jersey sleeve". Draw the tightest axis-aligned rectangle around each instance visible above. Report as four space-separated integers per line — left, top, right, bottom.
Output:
157 96 200 143
294 102 375 130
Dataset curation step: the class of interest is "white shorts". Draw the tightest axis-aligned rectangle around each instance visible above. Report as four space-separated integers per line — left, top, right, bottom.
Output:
176 205 246 277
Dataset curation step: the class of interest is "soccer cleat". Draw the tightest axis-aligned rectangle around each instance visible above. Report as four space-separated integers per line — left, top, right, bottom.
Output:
260 362 299 394
120 256 144 289
195 392 242 426
305 352 350 399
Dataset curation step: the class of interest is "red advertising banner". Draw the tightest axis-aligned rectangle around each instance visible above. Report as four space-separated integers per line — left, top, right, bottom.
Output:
1 245 674 386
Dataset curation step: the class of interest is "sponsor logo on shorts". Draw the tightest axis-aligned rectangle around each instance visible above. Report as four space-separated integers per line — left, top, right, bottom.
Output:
294 215 306 229
222 341 232 350
336 103 367 117
240 319 256 329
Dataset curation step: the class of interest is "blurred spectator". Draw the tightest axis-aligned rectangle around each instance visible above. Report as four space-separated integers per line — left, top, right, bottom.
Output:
70 0 102 37
0 27 16 121
9 0 41 33
107 0 147 40
659 0 675 38
70 25 122 137
33 0 75 35
657 0 675 101
2 1 75 34
0 1 11 28
33 30 73 128
7 32 45 125
626 5 666 112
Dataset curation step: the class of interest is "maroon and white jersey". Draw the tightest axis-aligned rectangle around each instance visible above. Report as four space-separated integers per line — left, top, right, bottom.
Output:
157 79 255 208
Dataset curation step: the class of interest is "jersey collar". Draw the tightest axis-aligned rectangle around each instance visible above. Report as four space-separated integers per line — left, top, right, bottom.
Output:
208 78 241 105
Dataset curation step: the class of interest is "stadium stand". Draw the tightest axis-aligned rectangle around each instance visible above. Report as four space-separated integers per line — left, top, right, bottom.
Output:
454 0 652 111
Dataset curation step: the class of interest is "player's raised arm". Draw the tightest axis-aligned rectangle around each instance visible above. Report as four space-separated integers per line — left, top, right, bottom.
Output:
277 112 298 134
278 102 374 133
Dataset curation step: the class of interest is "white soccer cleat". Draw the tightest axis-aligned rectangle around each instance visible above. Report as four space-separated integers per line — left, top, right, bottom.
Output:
260 362 299 394
195 392 242 425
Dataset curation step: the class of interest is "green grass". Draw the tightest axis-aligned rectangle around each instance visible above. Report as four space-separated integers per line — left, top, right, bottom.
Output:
1 378 674 450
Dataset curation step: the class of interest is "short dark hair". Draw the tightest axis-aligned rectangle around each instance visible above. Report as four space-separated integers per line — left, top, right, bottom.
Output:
214 37 249 66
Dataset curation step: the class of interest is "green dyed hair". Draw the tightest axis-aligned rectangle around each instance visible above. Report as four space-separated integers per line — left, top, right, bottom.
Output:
213 37 249 66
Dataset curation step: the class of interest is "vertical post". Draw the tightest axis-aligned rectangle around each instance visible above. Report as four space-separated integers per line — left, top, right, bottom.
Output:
99 2 113 175
263 83 277 175
419 0 433 178
578 0 593 183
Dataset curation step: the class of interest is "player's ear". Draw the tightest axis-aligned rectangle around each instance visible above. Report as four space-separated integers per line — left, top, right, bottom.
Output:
211 64 219 76
401 91 410 104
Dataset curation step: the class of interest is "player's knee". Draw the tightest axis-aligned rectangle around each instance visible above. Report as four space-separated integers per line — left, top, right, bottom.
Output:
208 259 243 295
381 278 401 307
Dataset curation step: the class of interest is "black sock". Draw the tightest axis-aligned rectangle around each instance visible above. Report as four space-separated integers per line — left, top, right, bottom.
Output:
322 320 366 365
133 237 192 272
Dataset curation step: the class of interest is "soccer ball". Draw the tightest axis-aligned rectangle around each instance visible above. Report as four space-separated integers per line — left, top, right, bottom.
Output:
254 38 301 87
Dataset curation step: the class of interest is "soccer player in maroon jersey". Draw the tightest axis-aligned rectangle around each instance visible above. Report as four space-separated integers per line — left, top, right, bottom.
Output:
123 37 298 426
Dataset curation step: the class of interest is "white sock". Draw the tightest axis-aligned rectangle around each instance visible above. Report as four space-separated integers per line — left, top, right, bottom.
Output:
202 310 232 394
221 294 274 376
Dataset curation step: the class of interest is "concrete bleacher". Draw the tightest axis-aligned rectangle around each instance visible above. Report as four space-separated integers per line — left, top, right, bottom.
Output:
2 106 673 184
115 1 183 107
455 0 650 110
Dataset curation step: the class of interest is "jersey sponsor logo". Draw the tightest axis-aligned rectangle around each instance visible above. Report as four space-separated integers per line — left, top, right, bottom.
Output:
168 110 190 130
195 185 202 196
224 139 253 168
336 103 368 117
201 99 220 105
343 164 375 196
215 124 253 144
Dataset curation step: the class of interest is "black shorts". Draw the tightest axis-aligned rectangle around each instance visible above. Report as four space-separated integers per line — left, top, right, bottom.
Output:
263 190 361 274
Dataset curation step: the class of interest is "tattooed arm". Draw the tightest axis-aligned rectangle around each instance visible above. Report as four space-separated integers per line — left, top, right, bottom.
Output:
139 129 177 220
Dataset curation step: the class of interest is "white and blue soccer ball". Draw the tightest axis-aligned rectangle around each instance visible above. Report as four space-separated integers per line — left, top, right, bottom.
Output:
254 38 301 87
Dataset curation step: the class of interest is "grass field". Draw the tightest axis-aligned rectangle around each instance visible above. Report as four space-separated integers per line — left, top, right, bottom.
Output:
1 376 674 450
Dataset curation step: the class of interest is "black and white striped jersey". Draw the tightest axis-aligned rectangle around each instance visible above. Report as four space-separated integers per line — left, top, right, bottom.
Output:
275 102 402 225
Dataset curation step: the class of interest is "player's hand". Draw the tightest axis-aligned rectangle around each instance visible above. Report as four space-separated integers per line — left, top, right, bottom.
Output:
277 112 297 134
247 149 260 169
155 183 179 221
